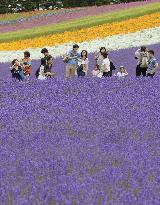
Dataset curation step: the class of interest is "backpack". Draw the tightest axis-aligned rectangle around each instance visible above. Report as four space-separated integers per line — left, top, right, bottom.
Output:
35 68 40 78
110 61 116 71
140 53 148 68
77 64 83 72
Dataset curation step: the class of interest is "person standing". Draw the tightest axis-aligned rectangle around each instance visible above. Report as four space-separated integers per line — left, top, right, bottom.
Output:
146 50 159 78
22 51 32 80
63 44 80 79
135 46 148 77
100 52 111 77
94 47 107 70
77 50 89 77
41 48 50 67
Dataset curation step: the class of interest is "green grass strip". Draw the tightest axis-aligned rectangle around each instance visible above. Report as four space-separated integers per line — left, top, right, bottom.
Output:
0 2 160 43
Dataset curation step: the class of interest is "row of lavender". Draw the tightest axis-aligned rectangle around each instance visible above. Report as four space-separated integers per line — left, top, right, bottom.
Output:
0 75 160 204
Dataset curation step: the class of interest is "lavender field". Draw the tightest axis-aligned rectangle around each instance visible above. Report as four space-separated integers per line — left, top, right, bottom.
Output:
1 77 160 204
0 43 160 204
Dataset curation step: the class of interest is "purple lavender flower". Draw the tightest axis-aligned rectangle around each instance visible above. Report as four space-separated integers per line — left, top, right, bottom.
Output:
0 43 160 204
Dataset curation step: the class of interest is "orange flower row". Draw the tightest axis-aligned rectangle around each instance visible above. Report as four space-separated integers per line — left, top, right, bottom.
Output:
0 12 160 51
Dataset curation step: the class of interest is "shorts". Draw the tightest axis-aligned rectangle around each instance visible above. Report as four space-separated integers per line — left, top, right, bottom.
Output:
66 64 76 78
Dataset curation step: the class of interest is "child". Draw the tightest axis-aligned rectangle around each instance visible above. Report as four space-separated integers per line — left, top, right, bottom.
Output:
10 59 25 81
22 51 32 79
37 65 47 80
117 66 128 79
92 66 102 78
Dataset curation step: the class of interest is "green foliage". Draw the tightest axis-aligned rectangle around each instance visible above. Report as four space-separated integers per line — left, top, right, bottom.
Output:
0 0 146 14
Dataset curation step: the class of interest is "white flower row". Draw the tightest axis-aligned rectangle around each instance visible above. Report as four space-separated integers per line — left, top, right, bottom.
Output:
0 26 160 63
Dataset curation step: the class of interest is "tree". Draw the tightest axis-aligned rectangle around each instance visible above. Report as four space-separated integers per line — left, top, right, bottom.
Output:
0 0 144 13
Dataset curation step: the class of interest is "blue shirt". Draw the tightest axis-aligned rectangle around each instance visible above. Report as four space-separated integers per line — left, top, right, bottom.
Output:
67 50 81 66
148 57 157 70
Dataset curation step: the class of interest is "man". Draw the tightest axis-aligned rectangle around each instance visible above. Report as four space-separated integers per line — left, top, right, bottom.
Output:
41 48 50 67
64 44 81 79
135 46 148 77
146 50 158 78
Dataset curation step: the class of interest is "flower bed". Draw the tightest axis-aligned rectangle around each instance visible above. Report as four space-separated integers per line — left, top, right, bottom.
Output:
0 76 160 204
0 0 158 32
0 2 160 204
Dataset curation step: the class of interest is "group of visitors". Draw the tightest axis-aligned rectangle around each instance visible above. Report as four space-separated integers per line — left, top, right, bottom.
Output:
62 44 128 79
10 48 55 81
10 44 158 81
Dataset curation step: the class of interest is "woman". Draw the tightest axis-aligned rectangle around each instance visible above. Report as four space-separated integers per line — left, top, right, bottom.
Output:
44 55 54 76
22 51 32 79
77 50 89 77
100 52 111 77
35 55 54 80
94 47 107 70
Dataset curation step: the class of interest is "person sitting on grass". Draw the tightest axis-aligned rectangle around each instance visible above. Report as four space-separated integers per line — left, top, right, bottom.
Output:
22 51 32 80
146 50 159 78
10 59 25 81
116 66 128 79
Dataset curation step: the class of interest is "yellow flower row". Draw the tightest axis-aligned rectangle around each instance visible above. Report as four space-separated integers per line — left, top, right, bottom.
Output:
1 12 160 51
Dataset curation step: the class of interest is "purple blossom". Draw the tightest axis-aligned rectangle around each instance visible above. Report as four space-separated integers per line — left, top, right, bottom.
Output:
0 44 160 204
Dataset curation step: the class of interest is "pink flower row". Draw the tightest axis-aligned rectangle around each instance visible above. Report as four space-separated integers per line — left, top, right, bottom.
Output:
0 0 159 33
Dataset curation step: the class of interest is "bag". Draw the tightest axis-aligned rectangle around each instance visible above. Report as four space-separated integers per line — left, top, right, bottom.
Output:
77 64 83 72
140 53 148 68
110 61 116 71
35 68 40 78
63 57 70 63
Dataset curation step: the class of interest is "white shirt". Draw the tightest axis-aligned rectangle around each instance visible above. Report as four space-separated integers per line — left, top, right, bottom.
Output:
78 58 89 73
101 58 110 72
117 72 127 78
38 66 46 80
